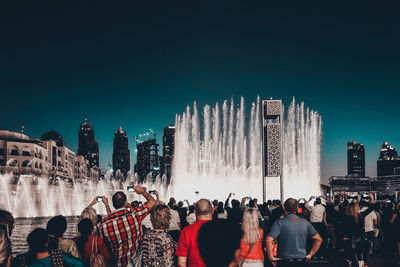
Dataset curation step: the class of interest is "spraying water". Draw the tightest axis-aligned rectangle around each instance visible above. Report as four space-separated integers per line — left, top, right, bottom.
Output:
0 96 321 217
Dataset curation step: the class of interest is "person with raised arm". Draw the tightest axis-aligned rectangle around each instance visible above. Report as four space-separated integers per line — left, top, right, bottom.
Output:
99 186 156 267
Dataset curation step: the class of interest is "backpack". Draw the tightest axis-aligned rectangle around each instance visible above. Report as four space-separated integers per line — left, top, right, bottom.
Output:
89 236 107 267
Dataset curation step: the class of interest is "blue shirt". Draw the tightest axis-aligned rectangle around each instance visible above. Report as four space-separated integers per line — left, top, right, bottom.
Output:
268 213 318 260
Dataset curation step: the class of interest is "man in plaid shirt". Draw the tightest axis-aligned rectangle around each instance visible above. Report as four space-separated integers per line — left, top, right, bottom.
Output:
99 186 156 267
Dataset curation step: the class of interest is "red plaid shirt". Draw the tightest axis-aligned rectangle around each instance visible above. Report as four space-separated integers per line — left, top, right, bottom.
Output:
99 203 149 267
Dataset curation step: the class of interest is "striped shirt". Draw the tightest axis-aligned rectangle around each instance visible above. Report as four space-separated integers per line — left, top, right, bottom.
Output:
99 203 149 267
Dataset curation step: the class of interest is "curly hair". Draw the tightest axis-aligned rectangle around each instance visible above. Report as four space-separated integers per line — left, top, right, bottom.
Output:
150 204 171 230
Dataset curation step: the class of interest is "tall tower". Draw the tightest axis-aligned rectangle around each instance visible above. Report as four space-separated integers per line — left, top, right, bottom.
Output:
347 142 365 177
162 125 175 184
262 99 283 201
134 138 160 182
377 142 400 176
77 118 99 168
112 127 130 179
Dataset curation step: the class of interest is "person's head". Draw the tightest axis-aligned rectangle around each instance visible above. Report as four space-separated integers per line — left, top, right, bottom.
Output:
112 191 127 209
346 202 360 223
78 207 97 227
150 204 171 230
283 198 298 214
231 199 240 208
212 199 219 207
27 228 48 253
0 210 14 236
315 198 322 205
188 205 195 214
242 208 260 245
178 201 184 208
47 215 67 237
248 199 256 208
217 202 224 214
168 197 176 207
46 215 67 250
195 199 213 218
131 200 139 208
78 218 93 237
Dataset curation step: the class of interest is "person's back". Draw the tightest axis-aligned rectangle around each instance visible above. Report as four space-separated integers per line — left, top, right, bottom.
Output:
99 188 155 267
270 214 316 259
176 199 213 267
266 198 322 266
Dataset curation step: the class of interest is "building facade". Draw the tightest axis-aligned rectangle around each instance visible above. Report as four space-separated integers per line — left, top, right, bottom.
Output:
347 142 365 177
77 118 99 169
162 125 175 184
377 142 400 176
134 138 160 182
112 127 130 179
0 129 98 181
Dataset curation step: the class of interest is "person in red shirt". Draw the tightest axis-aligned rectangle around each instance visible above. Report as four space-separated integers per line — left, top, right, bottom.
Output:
176 199 213 267
75 218 112 266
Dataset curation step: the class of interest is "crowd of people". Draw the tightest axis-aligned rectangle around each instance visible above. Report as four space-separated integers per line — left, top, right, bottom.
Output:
0 187 400 267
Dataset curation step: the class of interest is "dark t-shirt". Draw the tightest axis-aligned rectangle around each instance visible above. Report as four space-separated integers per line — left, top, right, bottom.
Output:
268 214 318 260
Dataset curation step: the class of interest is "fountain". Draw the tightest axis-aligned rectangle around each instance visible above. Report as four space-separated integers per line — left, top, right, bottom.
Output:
171 97 322 202
0 96 321 217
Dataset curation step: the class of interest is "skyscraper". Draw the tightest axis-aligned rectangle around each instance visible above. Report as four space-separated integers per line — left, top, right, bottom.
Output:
112 127 130 179
77 118 99 169
347 141 365 177
162 125 175 184
377 142 400 176
134 138 160 182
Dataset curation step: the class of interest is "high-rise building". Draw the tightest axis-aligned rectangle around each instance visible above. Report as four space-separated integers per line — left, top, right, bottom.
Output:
134 138 160 182
347 142 365 177
112 127 130 179
162 125 175 184
77 118 99 169
377 142 400 176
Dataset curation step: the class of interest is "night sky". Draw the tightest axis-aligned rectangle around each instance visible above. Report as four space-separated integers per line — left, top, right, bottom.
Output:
2 1 400 183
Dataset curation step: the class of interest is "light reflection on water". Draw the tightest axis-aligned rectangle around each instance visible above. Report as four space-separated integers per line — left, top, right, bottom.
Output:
11 216 79 254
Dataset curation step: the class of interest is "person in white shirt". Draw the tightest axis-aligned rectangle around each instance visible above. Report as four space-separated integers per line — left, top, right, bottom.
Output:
167 203 181 243
306 197 328 259
359 200 377 263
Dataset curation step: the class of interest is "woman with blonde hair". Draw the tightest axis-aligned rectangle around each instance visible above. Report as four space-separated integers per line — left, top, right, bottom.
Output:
240 208 264 267
137 204 176 267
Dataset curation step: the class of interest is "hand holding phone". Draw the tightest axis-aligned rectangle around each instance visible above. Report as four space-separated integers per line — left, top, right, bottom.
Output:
127 186 135 192
97 196 104 202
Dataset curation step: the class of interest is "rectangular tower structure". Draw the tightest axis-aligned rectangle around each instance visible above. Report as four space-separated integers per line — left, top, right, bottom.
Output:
262 99 283 202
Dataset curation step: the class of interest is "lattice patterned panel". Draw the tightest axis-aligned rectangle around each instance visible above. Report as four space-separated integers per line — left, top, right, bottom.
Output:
266 100 282 116
265 123 281 176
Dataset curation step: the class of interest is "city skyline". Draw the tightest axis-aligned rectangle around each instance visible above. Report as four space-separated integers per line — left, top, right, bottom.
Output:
2 2 400 183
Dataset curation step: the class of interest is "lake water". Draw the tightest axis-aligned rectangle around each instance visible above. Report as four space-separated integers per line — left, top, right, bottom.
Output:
10 216 79 254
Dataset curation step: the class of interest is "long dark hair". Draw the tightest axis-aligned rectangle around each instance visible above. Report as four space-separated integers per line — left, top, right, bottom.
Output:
26 228 49 265
46 216 67 250
76 218 93 257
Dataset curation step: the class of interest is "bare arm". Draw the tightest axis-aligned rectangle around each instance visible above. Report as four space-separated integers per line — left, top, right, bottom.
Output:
134 186 156 209
102 197 111 216
266 236 281 266
177 256 187 267
306 234 323 260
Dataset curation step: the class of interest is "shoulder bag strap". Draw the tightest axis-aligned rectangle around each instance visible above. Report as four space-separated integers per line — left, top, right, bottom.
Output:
240 242 255 266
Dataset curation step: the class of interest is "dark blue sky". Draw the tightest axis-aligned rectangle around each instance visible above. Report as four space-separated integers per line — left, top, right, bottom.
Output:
2 1 400 183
